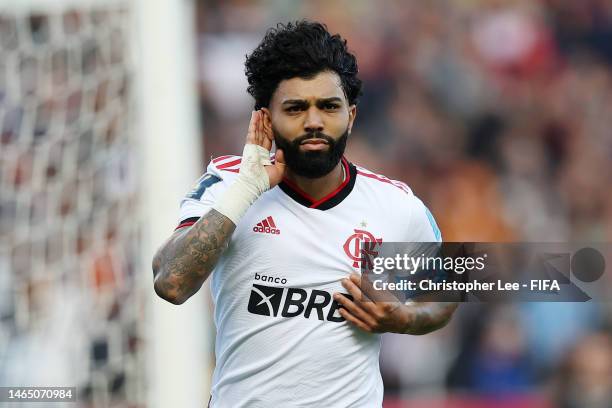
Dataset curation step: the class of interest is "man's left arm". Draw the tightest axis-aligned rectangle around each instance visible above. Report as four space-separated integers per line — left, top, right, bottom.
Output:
400 300 458 335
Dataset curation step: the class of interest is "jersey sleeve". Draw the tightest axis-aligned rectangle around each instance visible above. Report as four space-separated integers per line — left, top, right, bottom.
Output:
406 196 442 243
176 156 240 229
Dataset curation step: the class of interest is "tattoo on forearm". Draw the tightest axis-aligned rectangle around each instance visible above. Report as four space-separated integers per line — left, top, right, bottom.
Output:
404 302 458 335
153 209 235 303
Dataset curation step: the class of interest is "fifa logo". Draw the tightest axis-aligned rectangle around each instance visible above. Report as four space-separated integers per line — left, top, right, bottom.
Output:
343 229 383 270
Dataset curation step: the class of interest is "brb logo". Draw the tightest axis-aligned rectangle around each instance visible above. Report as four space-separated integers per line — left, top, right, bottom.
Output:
247 284 353 322
343 229 383 270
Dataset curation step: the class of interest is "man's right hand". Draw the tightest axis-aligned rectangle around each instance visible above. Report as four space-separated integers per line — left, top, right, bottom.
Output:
246 110 286 188
211 110 285 226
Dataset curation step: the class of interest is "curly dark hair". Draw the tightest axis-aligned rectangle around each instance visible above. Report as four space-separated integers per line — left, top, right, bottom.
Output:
245 21 362 109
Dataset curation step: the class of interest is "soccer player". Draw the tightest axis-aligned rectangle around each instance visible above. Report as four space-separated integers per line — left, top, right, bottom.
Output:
153 21 457 407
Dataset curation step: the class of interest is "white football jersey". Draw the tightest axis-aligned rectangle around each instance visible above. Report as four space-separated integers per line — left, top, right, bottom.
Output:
177 155 442 408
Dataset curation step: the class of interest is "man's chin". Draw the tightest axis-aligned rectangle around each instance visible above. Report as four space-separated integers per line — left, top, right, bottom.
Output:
288 155 340 178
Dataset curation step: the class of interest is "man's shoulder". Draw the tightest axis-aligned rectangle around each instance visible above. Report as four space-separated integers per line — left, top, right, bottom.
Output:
183 155 242 201
205 152 277 176
206 155 243 175
352 163 441 242
352 163 414 197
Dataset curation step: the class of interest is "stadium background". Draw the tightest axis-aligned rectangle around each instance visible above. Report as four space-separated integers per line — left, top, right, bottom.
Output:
1 0 611 407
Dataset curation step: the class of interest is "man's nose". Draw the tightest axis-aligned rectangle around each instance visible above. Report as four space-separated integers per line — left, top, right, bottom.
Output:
303 107 324 133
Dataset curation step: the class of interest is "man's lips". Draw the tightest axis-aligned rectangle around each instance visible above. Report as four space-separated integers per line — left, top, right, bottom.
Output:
300 138 329 150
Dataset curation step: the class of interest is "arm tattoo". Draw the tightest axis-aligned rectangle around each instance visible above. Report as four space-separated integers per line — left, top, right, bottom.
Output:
403 302 458 335
152 209 235 304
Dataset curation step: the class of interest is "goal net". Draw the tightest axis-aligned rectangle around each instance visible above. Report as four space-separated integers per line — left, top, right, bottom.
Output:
0 1 144 406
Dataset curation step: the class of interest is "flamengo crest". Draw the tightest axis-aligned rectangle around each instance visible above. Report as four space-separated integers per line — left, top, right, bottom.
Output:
343 229 383 270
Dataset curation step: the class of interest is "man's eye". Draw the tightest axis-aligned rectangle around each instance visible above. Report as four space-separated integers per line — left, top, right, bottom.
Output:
286 106 302 112
324 104 339 110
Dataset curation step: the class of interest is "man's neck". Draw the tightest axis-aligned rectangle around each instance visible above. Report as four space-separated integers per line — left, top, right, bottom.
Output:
283 161 345 201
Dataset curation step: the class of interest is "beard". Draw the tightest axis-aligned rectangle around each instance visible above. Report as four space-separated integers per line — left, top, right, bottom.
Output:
273 127 349 179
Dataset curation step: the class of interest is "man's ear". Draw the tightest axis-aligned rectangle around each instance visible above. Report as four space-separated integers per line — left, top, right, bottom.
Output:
260 107 273 141
347 105 357 134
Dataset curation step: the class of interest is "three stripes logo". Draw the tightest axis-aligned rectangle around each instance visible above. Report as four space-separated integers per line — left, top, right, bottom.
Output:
253 216 280 235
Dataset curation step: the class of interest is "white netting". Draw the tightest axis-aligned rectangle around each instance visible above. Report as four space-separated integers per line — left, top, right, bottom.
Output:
0 2 144 406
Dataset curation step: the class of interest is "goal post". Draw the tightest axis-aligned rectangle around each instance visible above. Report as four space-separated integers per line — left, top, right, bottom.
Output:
134 0 211 407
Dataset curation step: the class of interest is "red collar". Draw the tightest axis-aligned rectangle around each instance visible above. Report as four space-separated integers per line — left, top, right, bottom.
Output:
278 157 356 210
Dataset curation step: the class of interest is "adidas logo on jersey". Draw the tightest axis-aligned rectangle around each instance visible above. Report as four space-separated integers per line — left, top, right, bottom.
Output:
247 284 353 322
252 216 280 235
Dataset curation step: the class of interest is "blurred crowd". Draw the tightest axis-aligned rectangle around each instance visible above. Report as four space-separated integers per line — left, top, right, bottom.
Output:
196 0 612 406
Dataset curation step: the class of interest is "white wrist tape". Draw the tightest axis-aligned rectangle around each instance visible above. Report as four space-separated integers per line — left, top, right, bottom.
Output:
213 144 271 225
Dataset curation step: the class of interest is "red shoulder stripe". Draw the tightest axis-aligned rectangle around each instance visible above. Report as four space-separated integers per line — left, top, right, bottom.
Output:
212 155 234 164
217 158 242 169
357 170 410 194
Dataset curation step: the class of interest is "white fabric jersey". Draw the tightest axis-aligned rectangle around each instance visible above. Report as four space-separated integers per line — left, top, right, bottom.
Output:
177 155 442 408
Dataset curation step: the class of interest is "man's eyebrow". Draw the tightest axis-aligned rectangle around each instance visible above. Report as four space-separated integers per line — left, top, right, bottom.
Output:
281 99 308 105
281 97 343 105
317 97 343 104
